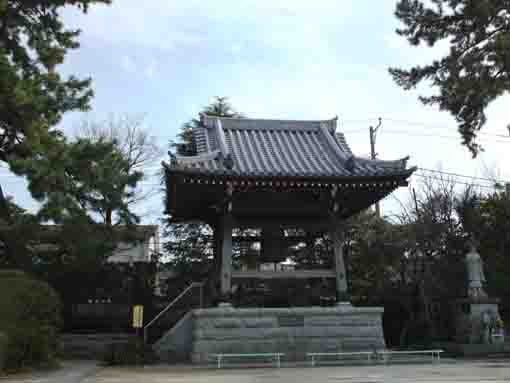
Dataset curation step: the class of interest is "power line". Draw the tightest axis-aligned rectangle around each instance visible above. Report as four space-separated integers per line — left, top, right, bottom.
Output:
342 128 367 133
376 129 510 144
342 117 510 140
383 117 510 139
418 167 509 185
412 173 497 190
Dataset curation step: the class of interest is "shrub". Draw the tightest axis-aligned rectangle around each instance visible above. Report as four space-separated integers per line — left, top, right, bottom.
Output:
0 333 7 372
0 270 61 372
101 338 157 366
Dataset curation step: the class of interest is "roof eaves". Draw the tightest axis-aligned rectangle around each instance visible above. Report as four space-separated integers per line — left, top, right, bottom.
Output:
165 166 415 182
356 156 412 171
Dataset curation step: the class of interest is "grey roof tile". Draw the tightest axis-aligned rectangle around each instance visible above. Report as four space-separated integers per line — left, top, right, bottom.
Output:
167 115 415 180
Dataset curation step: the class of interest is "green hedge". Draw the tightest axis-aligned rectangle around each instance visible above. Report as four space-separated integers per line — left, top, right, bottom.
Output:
0 270 61 372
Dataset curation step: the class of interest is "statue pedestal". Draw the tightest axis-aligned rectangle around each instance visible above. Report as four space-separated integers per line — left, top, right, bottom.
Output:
453 297 503 344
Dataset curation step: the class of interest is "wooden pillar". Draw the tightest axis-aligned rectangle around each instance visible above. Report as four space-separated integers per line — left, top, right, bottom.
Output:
330 224 349 303
211 221 221 299
219 214 233 300
261 223 282 263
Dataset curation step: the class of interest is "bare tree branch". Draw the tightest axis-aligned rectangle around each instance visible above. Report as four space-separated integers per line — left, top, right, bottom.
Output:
74 114 164 218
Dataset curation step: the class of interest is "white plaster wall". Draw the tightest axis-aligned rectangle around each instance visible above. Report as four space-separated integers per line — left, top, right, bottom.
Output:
107 241 149 264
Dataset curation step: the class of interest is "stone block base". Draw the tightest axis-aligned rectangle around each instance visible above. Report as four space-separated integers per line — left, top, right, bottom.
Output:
453 298 503 344
191 305 385 363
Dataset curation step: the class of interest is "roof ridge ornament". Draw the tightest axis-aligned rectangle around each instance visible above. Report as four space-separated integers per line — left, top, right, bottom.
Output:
168 150 177 166
401 156 410 167
332 115 338 133
345 156 356 172
223 153 234 170
199 112 210 127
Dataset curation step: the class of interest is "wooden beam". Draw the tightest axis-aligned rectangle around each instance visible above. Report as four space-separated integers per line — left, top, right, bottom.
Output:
234 217 330 230
231 269 335 279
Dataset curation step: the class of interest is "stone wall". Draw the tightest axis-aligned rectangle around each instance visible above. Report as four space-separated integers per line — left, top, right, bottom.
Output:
59 333 134 359
191 305 385 363
153 311 194 362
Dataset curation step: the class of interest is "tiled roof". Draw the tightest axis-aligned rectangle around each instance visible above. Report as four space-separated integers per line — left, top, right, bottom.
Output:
166 115 415 180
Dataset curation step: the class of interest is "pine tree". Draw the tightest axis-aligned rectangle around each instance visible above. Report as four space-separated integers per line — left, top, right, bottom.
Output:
389 0 510 156
0 0 110 267
163 97 241 289
172 96 241 156
0 0 110 220
11 137 143 226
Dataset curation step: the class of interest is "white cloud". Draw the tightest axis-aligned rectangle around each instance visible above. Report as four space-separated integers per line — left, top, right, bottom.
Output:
144 59 158 79
120 55 136 73
62 1 354 55
383 33 407 51
54 0 510 224
383 30 451 66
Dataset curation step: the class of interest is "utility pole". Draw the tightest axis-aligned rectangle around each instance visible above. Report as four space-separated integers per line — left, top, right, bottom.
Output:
370 118 382 217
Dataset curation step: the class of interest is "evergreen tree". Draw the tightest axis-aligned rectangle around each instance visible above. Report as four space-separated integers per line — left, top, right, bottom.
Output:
163 97 241 289
11 137 143 226
0 0 110 163
389 0 510 156
0 0 110 261
172 96 241 156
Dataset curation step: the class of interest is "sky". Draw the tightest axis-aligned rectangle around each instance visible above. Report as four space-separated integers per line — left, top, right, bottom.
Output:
2 0 510 226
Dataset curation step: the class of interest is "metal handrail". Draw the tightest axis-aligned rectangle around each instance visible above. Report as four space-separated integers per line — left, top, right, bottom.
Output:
143 281 204 344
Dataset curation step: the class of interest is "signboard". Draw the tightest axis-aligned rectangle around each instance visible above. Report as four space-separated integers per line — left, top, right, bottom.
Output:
132 305 144 328
277 315 304 327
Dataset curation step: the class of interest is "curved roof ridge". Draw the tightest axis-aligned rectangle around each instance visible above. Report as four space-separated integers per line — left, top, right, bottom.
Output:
201 113 338 124
318 121 350 162
335 131 353 156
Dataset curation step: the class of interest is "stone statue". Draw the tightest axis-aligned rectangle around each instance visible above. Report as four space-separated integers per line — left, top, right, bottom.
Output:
453 243 503 344
465 244 487 299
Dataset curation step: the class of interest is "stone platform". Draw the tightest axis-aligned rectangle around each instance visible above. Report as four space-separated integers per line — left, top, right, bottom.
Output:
453 298 503 344
191 304 386 363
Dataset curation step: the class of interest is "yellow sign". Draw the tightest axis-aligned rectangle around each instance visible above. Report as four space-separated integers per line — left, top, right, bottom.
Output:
132 305 144 328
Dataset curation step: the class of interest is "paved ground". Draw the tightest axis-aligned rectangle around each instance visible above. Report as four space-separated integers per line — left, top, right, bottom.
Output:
2 359 510 383
0 360 99 383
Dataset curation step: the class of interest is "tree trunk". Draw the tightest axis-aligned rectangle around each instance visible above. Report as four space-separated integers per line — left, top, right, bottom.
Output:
0 183 13 266
0 183 12 224
106 208 112 226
